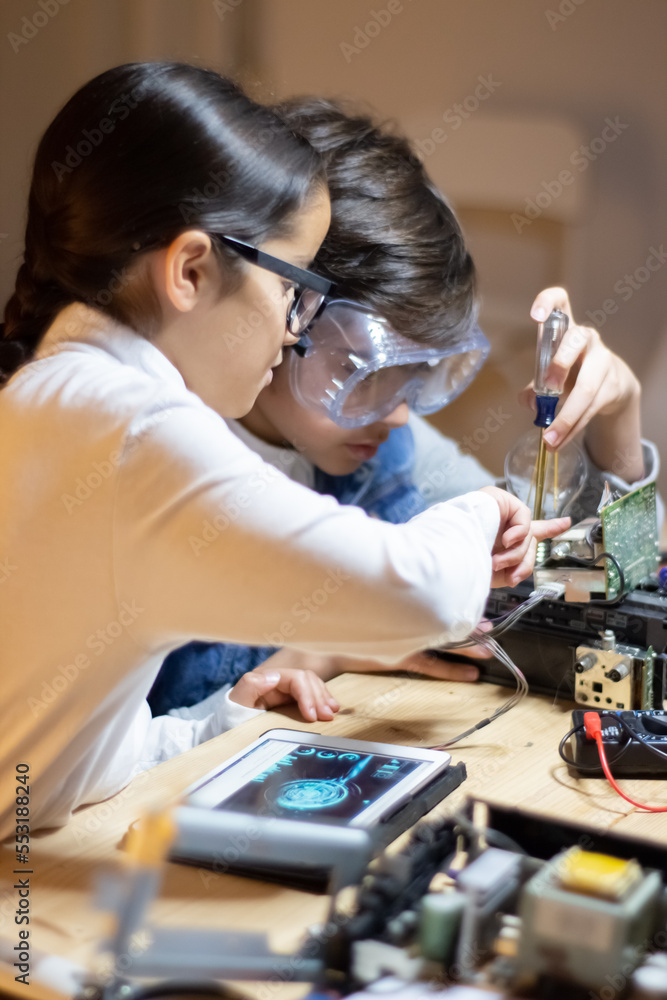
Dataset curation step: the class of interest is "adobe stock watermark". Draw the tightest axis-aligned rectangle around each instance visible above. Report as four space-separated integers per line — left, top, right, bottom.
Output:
60 399 172 514
588 924 667 1000
365 676 412 720
0 557 17 584
212 0 243 19
585 245 667 328
61 448 122 513
188 422 315 557
460 404 513 455
72 726 203 848
222 282 286 354
70 766 150 846
263 568 352 645
0 887 22 933
197 820 347 998
610 445 648 485
97 928 152 982
27 600 144 717
197 805 288 887
413 75 502 158
178 151 286 224
91 262 139 308
51 86 144 182
189 464 287 556
340 0 411 63
545 0 587 31
178 169 230 224
419 437 497 505
511 117 629 234
7 0 71 54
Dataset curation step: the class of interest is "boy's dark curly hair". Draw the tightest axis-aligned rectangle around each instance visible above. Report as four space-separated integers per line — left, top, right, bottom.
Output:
276 96 477 348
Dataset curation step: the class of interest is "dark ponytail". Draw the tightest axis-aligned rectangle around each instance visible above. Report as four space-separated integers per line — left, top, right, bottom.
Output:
275 97 476 348
1 62 326 385
2 260 71 373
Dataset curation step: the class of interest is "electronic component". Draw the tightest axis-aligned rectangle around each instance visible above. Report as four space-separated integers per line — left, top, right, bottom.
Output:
533 483 659 603
321 798 667 998
460 482 665 712
575 712 667 811
558 847 643 899
602 482 661 599
516 846 662 994
573 630 655 710
551 516 600 560
418 892 464 962
349 939 427 985
533 517 607 600
478 576 667 705
568 709 667 776
454 848 523 978
632 952 667 999
56 792 667 1000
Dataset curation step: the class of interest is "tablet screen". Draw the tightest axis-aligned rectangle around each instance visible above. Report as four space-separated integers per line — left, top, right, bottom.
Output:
188 737 431 826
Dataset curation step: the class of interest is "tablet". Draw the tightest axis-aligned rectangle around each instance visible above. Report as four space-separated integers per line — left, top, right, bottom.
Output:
184 728 452 828
172 729 464 890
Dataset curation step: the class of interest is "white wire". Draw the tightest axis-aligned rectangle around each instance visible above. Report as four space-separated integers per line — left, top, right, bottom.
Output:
429 632 529 750
428 585 561 749
441 586 558 650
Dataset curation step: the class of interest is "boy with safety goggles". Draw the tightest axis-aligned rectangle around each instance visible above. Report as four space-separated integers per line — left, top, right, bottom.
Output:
149 99 656 721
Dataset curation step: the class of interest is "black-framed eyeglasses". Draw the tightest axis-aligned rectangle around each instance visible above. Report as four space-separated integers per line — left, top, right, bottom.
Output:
213 235 333 336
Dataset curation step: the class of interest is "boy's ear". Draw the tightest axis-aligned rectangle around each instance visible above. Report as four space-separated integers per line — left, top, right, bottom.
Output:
161 230 215 312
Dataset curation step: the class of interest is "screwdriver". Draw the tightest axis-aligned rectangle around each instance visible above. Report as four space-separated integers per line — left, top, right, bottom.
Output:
532 308 569 519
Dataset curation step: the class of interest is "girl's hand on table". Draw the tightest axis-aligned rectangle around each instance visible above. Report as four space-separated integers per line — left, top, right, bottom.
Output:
229 659 340 722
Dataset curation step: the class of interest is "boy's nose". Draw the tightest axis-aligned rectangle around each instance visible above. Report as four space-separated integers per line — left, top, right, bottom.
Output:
283 328 300 347
381 401 410 429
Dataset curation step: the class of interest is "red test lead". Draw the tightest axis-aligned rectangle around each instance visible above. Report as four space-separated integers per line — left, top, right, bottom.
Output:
583 711 667 813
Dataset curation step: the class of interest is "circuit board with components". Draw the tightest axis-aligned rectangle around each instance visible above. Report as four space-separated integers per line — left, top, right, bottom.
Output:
319 798 667 998
601 481 660 599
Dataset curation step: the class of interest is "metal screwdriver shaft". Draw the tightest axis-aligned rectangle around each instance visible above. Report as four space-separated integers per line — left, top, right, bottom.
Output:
532 309 569 520
533 434 549 521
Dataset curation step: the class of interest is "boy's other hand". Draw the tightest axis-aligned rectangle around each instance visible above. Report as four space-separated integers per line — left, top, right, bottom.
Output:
241 646 484 686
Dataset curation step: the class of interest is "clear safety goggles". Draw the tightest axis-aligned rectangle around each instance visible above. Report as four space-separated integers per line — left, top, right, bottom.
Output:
287 298 490 428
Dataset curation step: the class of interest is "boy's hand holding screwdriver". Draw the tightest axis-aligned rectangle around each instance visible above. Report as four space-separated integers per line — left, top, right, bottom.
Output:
520 287 644 483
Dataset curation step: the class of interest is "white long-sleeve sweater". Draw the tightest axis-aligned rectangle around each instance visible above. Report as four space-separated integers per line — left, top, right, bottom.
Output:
0 303 500 836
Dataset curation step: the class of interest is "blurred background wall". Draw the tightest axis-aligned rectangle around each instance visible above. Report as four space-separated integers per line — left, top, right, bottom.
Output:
1 0 665 486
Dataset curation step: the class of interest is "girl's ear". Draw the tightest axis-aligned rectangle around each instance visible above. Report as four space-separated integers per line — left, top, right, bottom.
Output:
161 231 216 312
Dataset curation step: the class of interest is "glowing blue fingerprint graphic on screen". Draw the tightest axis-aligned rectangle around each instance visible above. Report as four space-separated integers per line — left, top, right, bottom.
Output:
273 755 372 812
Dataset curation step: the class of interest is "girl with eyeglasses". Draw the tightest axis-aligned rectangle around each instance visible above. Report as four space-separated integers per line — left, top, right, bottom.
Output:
150 98 656 719
0 64 566 836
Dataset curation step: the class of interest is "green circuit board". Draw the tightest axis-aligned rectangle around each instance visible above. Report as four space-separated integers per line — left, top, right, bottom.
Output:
601 481 659 600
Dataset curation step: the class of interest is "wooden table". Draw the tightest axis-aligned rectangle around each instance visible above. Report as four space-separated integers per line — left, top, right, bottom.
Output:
3 670 667 998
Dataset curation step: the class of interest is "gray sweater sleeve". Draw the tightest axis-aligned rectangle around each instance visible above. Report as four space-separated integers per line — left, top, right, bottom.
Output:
568 439 662 526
